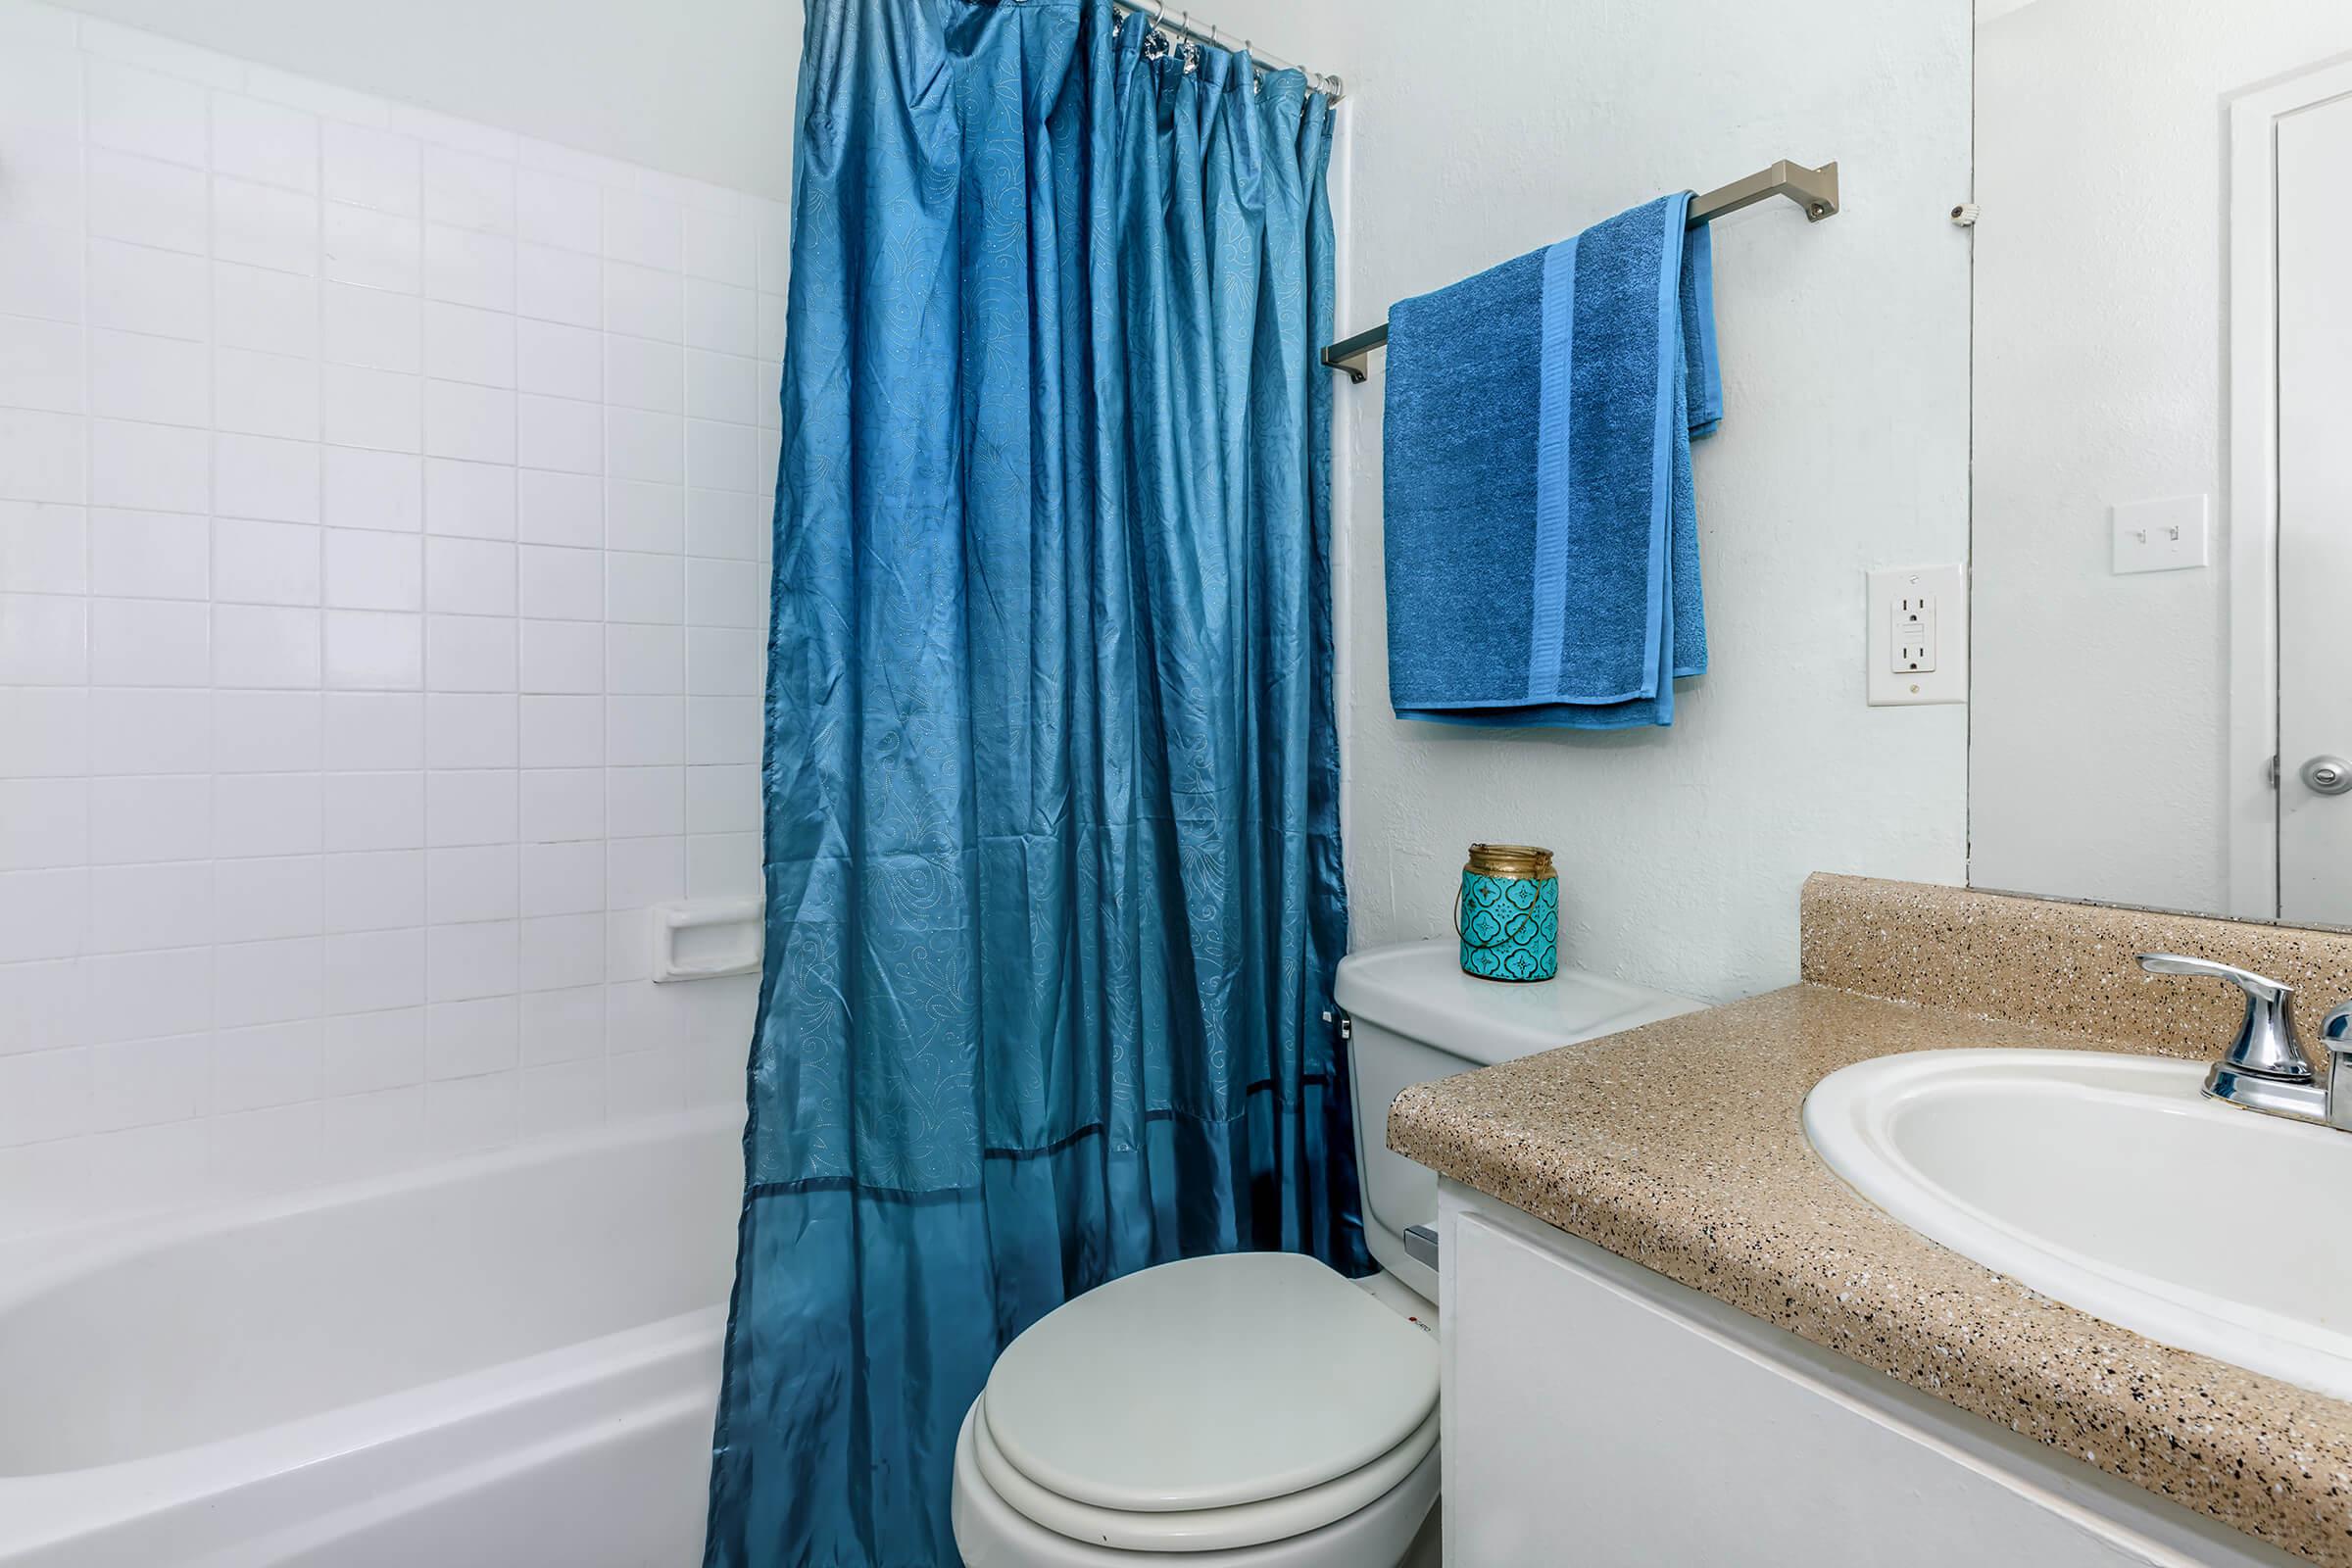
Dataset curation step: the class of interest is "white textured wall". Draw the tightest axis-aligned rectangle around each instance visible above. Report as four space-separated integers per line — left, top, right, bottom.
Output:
1322 2 1974 1002
0 1 783 1233
34 0 803 202
1968 0 2352 915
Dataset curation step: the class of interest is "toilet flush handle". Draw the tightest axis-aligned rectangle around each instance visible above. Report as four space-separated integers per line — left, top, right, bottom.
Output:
1403 1224 1439 1270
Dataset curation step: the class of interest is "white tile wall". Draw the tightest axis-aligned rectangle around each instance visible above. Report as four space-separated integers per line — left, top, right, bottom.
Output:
0 0 780 1227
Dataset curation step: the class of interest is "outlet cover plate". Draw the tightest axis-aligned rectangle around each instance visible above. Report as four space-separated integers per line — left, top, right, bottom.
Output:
1867 564 1966 707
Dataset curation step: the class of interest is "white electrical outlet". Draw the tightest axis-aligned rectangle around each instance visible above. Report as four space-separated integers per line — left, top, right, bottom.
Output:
1892 592 1936 672
1867 564 1965 706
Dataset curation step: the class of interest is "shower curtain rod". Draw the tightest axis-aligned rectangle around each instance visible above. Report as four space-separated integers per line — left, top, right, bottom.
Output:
1320 158 1841 383
1109 4 1347 101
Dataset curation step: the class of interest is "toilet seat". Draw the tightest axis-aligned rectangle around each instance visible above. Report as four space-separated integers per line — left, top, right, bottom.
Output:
974 1396 1439 1552
968 1252 1440 1554
952 1403 1443 1567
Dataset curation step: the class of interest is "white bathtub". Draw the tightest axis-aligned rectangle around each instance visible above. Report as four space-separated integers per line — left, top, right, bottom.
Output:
0 1108 744 1567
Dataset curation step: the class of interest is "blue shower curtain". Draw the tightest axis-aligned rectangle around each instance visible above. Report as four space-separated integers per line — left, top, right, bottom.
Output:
702 2 1361 1562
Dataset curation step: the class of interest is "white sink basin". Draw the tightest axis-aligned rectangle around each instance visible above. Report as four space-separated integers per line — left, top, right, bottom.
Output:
1805 1049 2352 1400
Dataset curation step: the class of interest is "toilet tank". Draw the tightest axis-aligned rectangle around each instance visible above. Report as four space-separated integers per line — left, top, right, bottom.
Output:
1335 940 1704 1299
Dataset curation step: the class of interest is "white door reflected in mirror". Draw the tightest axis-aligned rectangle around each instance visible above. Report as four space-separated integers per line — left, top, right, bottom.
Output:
2277 89 2352 927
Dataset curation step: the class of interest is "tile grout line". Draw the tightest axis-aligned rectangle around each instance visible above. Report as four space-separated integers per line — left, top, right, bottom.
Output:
306 58 330 1137
197 46 224 1149
72 17 94 1139
416 134 437 1136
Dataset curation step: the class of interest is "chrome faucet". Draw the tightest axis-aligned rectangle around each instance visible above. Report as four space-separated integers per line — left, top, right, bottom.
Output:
2137 953 2352 1129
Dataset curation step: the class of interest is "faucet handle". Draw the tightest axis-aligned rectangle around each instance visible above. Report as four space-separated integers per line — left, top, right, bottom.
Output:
2323 1000 2352 1048
2136 953 2313 1081
2135 953 2289 1001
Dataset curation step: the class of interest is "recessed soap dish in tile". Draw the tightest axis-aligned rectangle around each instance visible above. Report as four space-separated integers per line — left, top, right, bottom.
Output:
651 897 764 983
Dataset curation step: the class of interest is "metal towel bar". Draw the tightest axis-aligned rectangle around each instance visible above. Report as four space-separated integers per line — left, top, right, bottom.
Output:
1321 159 1840 383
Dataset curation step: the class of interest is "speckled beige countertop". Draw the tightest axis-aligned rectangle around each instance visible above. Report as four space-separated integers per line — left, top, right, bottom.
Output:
1389 874 2352 1565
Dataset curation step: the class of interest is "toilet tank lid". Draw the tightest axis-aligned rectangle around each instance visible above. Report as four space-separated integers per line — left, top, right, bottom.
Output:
1333 940 1705 1068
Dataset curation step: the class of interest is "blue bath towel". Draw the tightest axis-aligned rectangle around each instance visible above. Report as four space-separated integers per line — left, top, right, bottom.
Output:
1383 193 1720 728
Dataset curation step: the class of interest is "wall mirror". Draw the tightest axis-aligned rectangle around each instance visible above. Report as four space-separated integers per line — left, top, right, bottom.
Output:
1969 0 2352 924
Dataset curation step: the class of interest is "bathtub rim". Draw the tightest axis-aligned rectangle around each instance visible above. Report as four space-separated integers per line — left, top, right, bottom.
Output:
0 1302 728 1560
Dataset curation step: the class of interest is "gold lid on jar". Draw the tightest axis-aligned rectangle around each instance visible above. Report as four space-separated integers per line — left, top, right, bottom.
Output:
1464 842 1556 880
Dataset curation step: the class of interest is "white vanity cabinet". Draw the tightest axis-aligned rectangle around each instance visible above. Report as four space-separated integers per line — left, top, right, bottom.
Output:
1436 1183 2295 1568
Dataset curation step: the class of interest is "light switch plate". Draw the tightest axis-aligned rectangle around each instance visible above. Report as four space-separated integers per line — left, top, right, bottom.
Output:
2111 494 2210 574
1866 564 1966 707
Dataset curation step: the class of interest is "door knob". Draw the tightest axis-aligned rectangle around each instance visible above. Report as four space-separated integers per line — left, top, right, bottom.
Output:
2303 756 2352 797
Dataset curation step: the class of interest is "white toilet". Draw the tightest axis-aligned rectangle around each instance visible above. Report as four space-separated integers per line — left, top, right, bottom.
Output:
952 939 1702 1567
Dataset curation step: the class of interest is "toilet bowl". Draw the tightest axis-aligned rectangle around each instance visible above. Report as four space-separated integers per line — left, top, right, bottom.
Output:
951 1252 1442 1567
951 940 1703 1566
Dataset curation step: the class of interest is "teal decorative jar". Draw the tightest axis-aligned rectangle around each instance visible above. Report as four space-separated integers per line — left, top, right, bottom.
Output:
1456 843 1560 982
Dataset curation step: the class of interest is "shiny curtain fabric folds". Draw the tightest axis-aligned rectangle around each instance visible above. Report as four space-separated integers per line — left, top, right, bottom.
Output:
702 2 1363 1562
